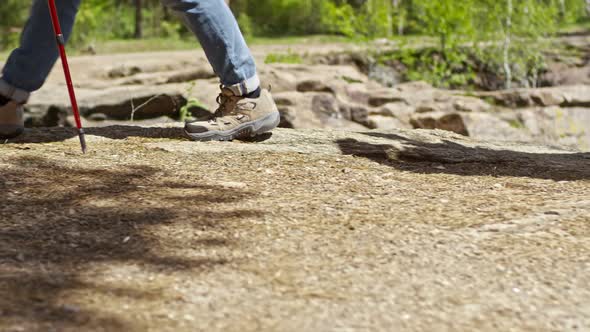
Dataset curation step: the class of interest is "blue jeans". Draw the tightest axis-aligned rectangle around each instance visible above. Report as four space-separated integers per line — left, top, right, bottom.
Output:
0 0 259 104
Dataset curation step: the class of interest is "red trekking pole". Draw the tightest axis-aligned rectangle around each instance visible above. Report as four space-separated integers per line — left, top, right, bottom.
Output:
47 0 87 153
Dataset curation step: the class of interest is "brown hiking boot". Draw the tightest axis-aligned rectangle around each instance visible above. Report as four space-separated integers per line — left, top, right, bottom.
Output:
185 87 280 141
0 101 24 139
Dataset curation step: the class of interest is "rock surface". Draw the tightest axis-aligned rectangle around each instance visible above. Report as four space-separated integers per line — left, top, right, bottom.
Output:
9 45 587 151
1 127 589 331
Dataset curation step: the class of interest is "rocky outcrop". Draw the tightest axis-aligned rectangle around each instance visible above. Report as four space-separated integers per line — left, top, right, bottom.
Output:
474 85 590 108
18 49 590 151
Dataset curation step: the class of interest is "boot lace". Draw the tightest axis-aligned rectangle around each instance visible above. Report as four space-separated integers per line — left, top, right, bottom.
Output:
209 86 251 123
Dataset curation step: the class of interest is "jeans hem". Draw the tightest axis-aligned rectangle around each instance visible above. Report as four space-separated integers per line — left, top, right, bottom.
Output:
224 74 260 96
0 79 30 104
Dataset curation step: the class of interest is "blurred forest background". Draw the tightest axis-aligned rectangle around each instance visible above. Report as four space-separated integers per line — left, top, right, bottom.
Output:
1 0 589 89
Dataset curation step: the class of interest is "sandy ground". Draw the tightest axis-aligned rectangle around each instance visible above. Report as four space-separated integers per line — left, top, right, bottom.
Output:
1 127 589 331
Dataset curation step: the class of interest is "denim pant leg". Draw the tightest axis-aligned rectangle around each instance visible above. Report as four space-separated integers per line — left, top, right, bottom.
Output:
0 0 81 103
161 0 259 96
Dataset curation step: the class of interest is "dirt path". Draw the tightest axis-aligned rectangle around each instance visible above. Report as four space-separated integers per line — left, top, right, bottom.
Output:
1 127 589 331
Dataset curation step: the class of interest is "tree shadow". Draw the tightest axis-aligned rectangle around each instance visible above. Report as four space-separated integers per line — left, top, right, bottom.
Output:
0 156 262 330
336 132 590 181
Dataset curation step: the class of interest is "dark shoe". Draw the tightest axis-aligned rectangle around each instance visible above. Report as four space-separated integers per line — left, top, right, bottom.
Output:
0 101 24 139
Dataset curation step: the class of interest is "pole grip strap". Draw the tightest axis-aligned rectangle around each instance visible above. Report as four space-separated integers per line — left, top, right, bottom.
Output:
56 34 65 45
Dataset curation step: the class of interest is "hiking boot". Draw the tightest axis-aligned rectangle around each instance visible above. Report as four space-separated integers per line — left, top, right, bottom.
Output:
0 101 24 139
185 87 280 141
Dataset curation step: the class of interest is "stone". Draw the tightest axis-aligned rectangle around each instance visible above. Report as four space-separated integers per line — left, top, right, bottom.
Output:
415 103 440 113
367 64 401 87
107 65 142 78
272 92 364 130
24 105 69 127
475 86 590 108
530 89 566 107
165 68 216 83
394 81 433 92
542 62 590 86
379 103 415 124
258 67 298 93
312 94 340 118
88 113 108 122
411 112 469 136
475 90 533 108
278 106 296 129
343 83 371 105
273 91 300 107
561 85 590 107
410 111 531 142
461 112 532 142
339 103 370 126
367 115 407 130
368 90 406 107
519 107 590 150
452 96 492 113
296 80 335 93
83 93 186 120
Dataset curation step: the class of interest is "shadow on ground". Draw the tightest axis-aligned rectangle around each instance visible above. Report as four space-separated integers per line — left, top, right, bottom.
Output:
0 156 261 330
4 126 274 144
5 126 189 143
337 132 590 181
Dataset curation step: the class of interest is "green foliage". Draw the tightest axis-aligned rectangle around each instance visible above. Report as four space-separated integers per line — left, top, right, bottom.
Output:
179 98 207 122
179 82 208 122
472 0 559 88
264 50 303 64
507 119 526 129
0 1 29 50
383 47 476 89
320 1 357 37
411 0 476 53
237 13 254 38
1 0 589 91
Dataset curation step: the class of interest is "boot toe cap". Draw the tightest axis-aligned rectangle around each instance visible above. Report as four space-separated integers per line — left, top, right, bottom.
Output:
184 122 211 134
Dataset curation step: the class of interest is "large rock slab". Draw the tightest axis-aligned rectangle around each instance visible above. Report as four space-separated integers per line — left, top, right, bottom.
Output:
519 106 590 150
1 125 589 332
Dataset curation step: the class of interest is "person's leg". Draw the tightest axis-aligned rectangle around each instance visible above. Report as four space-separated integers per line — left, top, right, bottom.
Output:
0 0 81 104
162 0 279 141
160 0 259 96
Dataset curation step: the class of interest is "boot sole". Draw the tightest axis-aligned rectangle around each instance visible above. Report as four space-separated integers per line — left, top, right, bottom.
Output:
0 126 24 140
185 111 280 142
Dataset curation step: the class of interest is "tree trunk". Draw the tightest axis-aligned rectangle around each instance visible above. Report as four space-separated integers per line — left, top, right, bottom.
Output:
586 0 590 16
387 0 393 38
394 0 404 35
134 0 143 39
503 0 513 89
558 0 566 20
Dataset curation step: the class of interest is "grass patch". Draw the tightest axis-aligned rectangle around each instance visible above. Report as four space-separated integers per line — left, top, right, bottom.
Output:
69 35 360 56
507 119 526 129
558 19 590 35
264 50 303 64
341 76 363 84
249 35 355 45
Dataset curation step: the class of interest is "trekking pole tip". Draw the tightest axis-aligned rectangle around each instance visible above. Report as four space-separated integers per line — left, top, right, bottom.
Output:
78 129 87 154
